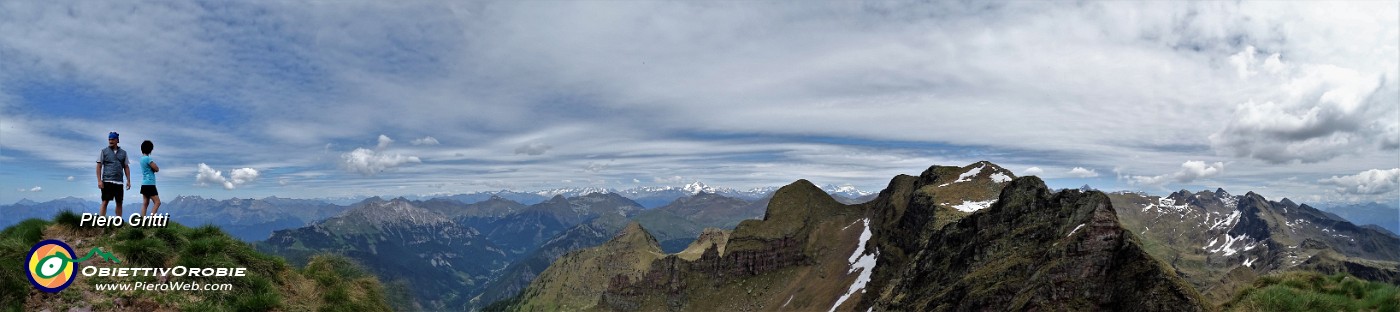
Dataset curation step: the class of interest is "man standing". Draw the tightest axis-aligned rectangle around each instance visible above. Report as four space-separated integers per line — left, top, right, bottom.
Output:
97 131 131 216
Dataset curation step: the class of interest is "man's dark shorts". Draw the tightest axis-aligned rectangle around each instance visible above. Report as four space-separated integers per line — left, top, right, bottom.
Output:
101 182 123 202
140 185 158 198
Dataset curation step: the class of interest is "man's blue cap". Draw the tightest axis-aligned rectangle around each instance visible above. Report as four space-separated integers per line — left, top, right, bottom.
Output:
108 132 119 139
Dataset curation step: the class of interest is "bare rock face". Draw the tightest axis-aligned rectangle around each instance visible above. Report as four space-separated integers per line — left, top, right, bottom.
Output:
598 181 842 309
693 236 806 278
873 177 1206 311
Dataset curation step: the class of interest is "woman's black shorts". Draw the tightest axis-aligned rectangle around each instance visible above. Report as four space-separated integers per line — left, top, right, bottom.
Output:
140 185 159 197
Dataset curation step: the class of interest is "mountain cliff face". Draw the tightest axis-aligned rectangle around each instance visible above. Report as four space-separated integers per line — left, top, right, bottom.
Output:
676 228 729 261
1110 189 1400 303
506 162 1205 311
517 179 866 311
872 177 1205 311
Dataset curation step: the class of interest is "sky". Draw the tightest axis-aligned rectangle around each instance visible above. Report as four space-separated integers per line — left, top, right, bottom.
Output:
1 1 1397 206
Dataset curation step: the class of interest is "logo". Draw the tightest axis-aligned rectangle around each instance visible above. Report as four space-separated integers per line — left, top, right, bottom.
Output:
26 240 77 293
25 239 120 293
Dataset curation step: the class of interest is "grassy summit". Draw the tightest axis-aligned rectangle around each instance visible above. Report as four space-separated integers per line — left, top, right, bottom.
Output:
1 211 394 312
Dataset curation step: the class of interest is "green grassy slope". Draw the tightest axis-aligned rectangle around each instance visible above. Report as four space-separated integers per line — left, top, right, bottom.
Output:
1224 271 1399 312
1 211 394 312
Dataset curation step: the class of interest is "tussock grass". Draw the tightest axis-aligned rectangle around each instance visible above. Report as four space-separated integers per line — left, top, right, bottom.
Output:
302 254 392 312
0 233 37 310
2 218 49 245
1225 271 1400 312
52 210 82 229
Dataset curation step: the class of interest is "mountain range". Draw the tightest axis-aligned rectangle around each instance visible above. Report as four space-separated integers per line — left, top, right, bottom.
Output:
159 196 350 241
300 182 867 209
1314 202 1400 236
0 196 96 228
7 162 1396 311
261 196 512 310
1110 188 1400 302
259 191 760 310
1 182 874 237
500 161 1399 311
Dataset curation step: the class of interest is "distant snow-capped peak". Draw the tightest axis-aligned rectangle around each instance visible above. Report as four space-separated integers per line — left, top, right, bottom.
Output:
683 181 717 194
821 184 874 197
534 187 612 197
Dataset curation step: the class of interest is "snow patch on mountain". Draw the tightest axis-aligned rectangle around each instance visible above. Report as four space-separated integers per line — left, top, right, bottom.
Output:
831 218 878 312
956 164 985 183
1067 223 1086 237
1208 234 1252 256
1221 195 1239 208
1158 197 1190 213
1209 211 1242 230
533 187 611 198
953 199 996 212
989 172 1012 183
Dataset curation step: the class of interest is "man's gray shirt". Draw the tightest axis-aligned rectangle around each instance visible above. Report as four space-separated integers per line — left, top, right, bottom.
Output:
98 147 128 183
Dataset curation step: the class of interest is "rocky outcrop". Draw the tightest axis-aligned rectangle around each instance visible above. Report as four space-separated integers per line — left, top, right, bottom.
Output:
873 177 1207 311
1295 250 1400 284
676 228 729 261
513 221 666 311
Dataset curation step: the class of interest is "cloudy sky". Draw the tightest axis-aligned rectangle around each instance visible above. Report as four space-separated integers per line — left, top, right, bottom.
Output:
1 1 1396 206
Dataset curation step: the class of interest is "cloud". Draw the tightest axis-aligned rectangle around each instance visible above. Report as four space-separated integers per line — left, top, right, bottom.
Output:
470 180 515 189
16 186 41 192
1068 167 1099 178
410 136 440 146
377 134 395 150
585 161 610 173
1210 46 1399 164
231 168 259 185
195 163 259 190
514 142 551 156
1 1 1396 202
341 148 422 176
1175 161 1225 182
66 176 74 182
1130 160 1225 186
1319 168 1400 195
654 176 685 183
1023 167 1044 176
